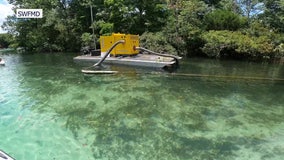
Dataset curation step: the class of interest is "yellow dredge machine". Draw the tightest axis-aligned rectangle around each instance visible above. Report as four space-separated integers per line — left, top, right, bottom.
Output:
100 33 139 56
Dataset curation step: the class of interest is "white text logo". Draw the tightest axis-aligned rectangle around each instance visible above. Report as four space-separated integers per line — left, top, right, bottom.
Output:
16 9 43 18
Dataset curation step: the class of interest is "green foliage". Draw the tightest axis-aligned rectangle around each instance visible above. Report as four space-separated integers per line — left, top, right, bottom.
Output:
1 0 283 60
164 0 208 56
80 32 93 47
204 9 247 31
201 30 276 59
94 20 113 35
2 0 170 52
100 0 169 35
0 33 14 48
218 0 242 14
3 0 89 52
260 0 284 32
140 32 178 55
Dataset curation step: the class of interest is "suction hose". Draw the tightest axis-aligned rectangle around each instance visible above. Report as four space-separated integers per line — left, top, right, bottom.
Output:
135 47 182 60
94 40 125 66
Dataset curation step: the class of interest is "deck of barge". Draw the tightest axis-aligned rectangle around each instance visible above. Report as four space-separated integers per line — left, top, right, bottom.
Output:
73 54 177 68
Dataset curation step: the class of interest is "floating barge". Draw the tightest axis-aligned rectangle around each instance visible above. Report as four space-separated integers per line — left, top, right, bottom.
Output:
74 33 181 72
74 53 177 68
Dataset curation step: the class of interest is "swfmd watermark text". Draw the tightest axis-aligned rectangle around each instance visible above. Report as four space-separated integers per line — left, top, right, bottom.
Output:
16 9 43 18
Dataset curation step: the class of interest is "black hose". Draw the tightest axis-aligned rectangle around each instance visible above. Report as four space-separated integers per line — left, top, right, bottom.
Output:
135 47 182 60
94 40 125 66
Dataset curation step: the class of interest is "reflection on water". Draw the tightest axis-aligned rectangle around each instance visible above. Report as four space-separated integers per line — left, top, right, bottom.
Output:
0 53 284 159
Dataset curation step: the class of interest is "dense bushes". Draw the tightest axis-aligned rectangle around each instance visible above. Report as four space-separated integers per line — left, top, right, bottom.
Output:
201 30 277 60
141 1 283 61
140 32 178 55
0 34 14 48
138 30 283 62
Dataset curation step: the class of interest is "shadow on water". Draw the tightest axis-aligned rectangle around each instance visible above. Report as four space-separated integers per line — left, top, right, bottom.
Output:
8 54 284 159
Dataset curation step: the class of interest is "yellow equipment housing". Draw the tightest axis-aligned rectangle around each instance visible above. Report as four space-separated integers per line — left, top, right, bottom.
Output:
100 33 139 56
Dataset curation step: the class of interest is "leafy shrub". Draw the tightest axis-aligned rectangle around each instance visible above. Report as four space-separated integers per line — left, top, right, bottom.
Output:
81 32 93 47
140 32 178 55
201 30 276 59
0 33 14 48
94 20 114 36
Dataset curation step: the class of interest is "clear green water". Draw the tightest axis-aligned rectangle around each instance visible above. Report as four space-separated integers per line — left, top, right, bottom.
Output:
0 53 284 160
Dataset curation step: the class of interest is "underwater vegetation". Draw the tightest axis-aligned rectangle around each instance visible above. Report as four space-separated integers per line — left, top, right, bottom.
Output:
10 54 283 159
22 72 284 159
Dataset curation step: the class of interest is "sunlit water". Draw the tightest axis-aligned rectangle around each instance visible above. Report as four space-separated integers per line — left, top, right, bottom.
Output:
0 52 283 160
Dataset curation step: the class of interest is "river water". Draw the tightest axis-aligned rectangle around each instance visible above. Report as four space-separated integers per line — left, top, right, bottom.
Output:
0 52 283 160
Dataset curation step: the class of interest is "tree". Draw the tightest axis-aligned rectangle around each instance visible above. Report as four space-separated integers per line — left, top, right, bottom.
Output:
164 0 208 55
236 0 265 20
204 9 247 31
2 0 91 52
1 0 283 60
260 0 284 32
98 0 169 35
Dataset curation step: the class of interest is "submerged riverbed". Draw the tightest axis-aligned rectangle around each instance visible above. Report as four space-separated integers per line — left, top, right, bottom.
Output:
0 53 284 159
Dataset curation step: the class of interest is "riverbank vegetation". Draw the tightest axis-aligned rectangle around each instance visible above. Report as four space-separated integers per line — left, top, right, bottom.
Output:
1 0 284 61
0 33 14 48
